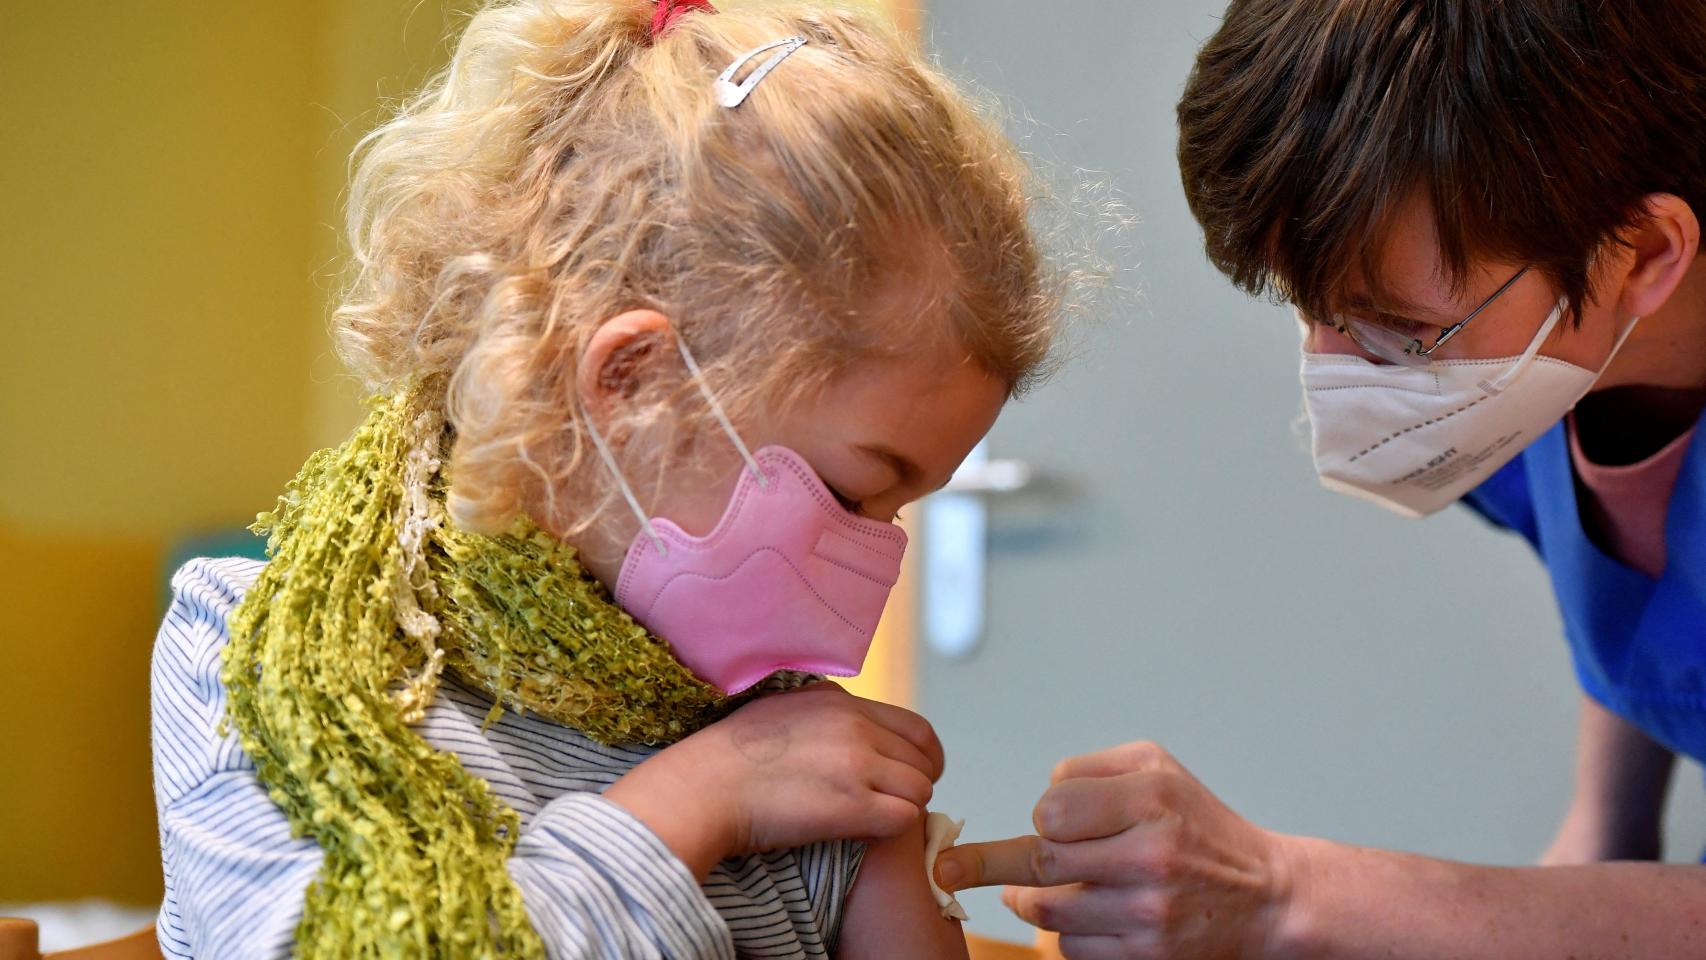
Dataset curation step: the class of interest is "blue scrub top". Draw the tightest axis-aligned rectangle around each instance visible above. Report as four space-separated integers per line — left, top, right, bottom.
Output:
1464 412 1706 766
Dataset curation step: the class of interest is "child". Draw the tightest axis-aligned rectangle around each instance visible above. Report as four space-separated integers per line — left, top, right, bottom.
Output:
150 0 1060 956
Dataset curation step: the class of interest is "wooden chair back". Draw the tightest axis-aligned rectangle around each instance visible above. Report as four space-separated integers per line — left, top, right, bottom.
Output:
4 913 1057 959
0 918 162 960
967 930 1070 960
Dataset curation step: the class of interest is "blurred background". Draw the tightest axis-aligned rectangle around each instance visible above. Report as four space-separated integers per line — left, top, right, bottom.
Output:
0 0 499 944
4 0 1703 952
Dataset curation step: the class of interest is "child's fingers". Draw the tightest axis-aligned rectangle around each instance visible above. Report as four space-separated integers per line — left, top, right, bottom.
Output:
867 725 939 782
853 785 931 840
854 699 945 780
868 757 935 811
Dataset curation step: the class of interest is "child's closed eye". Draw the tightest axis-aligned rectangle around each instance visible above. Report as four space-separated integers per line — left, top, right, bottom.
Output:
828 485 904 523
828 486 865 515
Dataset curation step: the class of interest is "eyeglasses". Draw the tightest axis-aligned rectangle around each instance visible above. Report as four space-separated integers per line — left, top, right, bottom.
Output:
1329 265 1530 367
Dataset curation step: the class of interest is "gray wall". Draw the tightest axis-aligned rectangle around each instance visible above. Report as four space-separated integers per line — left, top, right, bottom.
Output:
916 1 1706 943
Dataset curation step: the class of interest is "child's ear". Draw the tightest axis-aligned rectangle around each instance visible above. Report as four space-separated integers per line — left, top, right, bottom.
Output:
577 310 673 414
1615 193 1700 320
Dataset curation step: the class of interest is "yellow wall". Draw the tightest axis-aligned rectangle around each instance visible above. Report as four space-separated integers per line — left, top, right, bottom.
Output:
0 0 470 906
0 0 916 907
837 523 919 706
0 5 321 905
2 6 317 541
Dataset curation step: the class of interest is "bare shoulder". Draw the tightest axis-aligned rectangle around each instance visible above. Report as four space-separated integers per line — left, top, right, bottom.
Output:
836 812 970 960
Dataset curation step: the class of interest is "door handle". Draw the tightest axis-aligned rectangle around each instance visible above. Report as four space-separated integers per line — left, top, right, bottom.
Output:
938 458 1035 495
921 443 1044 660
921 445 1069 659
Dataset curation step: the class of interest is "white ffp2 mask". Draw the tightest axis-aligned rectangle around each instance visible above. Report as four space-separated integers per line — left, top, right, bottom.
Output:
1300 302 1638 518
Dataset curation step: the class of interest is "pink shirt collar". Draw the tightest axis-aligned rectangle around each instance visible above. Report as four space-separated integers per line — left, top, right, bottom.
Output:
1567 413 1698 577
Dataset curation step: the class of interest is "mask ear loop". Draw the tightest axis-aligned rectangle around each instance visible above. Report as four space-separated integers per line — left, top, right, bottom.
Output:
1481 298 1568 395
673 335 769 489
1480 298 1645 396
581 407 671 557
1605 311 1644 367
579 330 768 559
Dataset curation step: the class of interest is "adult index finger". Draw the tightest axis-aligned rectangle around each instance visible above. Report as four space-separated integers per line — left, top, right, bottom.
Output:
934 837 1049 892
933 834 1129 892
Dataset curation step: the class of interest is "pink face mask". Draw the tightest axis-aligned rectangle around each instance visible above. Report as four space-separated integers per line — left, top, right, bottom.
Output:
584 339 909 694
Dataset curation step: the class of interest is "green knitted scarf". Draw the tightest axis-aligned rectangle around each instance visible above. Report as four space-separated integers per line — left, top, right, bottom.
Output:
220 385 741 958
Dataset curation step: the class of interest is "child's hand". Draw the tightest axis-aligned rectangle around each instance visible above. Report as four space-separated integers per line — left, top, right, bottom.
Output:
710 682 946 855
605 683 945 878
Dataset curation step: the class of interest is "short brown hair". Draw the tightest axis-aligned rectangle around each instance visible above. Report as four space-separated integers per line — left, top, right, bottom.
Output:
1177 0 1706 325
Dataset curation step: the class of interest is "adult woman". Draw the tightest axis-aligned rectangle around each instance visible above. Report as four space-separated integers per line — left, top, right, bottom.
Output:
936 2 1706 956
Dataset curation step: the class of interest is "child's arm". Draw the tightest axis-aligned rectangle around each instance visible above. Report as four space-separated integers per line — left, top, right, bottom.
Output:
835 811 972 960
154 560 741 959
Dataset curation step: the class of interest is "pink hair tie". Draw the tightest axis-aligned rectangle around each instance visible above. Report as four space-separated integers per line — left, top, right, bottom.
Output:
651 0 716 41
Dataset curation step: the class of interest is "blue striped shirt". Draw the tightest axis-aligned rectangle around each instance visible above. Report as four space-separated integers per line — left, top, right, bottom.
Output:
151 557 864 959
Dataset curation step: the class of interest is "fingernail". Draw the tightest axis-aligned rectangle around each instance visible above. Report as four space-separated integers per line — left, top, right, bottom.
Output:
1034 800 1061 837
936 855 965 891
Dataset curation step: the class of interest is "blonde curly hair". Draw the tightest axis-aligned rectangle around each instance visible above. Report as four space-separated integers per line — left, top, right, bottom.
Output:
334 0 1062 536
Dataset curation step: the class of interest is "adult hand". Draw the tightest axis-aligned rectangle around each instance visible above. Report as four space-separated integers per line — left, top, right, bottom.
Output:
933 742 1298 960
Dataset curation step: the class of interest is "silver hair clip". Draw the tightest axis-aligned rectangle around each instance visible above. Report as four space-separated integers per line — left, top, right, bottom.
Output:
714 36 808 108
